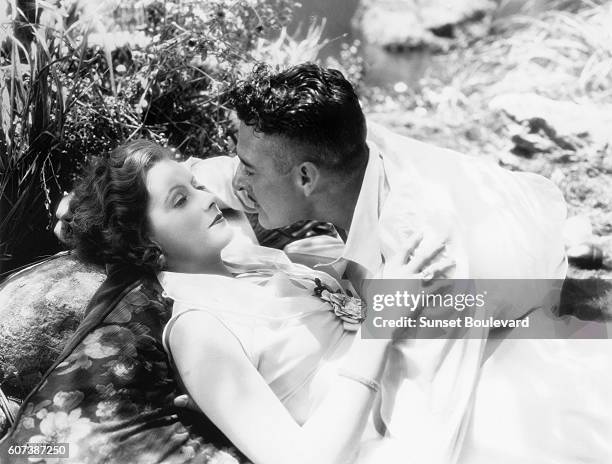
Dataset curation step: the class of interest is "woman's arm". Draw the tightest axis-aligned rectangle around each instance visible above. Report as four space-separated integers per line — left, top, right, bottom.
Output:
169 310 388 464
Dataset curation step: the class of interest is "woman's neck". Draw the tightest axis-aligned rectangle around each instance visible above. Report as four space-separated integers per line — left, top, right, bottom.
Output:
166 257 233 277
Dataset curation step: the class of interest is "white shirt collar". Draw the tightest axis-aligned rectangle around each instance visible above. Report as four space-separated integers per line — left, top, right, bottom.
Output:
339 142 387 276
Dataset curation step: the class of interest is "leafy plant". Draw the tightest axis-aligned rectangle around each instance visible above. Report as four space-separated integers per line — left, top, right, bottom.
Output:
0 0 324 277
0 0 94 274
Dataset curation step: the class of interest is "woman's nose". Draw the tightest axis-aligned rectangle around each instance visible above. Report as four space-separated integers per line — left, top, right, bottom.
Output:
197 190 216 210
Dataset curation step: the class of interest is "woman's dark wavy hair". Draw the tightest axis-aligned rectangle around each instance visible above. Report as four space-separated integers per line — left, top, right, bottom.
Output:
226 62 368 174
66 140 172 274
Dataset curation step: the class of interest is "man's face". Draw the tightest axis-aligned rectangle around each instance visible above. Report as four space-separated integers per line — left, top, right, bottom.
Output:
233 122 310 229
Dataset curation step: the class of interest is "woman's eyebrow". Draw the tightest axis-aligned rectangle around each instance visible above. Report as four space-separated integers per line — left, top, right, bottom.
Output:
190 177 208 188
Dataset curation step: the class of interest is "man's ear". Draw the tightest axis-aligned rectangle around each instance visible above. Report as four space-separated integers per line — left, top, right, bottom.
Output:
294 161 320 197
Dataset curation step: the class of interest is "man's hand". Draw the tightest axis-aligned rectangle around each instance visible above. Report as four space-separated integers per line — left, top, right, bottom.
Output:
173 393 202 413
382 232 455 281
53 192 74 244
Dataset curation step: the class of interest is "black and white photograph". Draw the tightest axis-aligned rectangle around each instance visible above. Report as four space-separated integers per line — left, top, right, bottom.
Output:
0 0 611 463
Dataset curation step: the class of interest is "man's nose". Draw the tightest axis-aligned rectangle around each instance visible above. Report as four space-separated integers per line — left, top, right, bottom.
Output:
232 164 247 192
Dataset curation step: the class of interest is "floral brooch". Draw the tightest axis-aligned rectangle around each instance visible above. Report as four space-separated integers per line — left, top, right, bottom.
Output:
313 278 366 331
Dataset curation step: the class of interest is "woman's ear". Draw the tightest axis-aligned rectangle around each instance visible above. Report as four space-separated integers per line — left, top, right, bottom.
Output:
295 162 320 197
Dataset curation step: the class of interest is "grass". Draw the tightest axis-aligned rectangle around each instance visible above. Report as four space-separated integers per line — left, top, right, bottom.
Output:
251 18 330 68
364 0 612 258
483 0 612 100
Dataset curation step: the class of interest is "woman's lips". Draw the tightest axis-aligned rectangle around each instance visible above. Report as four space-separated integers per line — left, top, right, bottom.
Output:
209 213 225 227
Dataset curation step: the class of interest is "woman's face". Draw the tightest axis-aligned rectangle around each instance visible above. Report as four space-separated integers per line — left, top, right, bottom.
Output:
146 159 233 272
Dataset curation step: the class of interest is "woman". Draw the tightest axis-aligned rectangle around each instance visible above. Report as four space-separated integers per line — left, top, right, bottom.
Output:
0 141 249 464
0 140 446 464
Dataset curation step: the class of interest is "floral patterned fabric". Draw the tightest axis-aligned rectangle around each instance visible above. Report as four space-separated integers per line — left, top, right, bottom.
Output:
0 271 248 464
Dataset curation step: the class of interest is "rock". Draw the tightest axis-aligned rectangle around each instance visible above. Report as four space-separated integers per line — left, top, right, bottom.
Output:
510 130 556 156
353 0 496 51
490 93 612 152
0 252 105 400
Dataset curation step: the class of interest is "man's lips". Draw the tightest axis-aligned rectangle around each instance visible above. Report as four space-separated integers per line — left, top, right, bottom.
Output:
246 192 258 207
234 188 258 212
209 213 225 228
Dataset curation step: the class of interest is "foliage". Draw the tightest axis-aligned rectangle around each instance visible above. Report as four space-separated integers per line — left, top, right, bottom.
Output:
0 0 323 275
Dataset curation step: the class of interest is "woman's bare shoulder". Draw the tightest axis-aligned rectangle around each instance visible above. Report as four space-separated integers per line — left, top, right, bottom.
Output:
167 308 250 363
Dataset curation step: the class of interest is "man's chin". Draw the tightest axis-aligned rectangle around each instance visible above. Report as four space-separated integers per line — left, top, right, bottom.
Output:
257 213 288 231
257 217 276 230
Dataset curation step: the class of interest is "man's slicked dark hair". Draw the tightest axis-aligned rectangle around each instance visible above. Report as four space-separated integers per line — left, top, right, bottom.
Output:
226 62 368 174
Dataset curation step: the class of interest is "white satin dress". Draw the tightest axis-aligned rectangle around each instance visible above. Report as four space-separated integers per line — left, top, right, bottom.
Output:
159 245 359 427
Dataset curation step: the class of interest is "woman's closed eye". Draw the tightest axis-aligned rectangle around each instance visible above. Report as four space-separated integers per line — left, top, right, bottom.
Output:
173 193 188 208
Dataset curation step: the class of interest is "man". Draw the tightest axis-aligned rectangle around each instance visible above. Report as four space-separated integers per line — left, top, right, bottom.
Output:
199 63 566 279
189 63 568 463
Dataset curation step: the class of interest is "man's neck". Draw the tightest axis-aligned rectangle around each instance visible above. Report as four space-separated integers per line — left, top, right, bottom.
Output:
311 160 367 240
